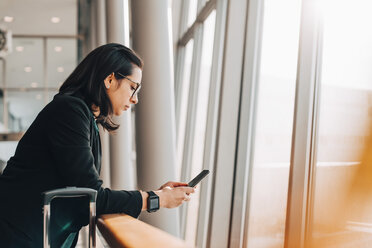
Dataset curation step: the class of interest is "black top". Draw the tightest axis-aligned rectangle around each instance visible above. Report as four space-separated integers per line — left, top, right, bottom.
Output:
0 92 142 246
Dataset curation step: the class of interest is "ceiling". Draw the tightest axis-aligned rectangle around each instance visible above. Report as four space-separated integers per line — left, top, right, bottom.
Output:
0 0 78 132
0 0 77 35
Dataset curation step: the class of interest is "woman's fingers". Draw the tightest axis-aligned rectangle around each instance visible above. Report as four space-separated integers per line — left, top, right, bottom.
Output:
183 194 191 202
159 181 189 190
178 187 195 203
166 182 188 188
169 181 189 187
160 185 196 208
183 186 195 194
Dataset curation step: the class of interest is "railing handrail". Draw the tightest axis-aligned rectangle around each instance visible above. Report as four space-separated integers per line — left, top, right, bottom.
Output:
97 214 193 248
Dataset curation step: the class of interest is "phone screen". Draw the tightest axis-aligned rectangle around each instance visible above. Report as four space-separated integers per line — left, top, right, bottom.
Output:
188 170 210 187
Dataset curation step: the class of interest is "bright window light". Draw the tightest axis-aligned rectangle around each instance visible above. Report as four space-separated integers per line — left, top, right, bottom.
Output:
317 0 372 90
51 17 61 23
4 16 14 23
15 46 24 52
54 46 62 52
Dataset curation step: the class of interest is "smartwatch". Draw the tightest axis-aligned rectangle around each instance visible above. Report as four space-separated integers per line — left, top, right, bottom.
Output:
146 191 160 213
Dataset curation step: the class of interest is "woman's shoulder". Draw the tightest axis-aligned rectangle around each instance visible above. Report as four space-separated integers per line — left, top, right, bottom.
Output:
46 93 93 119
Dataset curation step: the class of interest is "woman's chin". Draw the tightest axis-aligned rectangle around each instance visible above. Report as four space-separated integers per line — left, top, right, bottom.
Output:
113 110 123 116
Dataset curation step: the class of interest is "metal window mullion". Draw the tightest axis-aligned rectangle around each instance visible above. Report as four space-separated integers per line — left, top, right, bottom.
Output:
178 0 216 47
284 0 321 247
175 46 187 133
179 0 191 38
207 0 250 246
197 0 216 21
228 0 264 246
175 0 192 136
43 37 48 105
179 24 204 238
175 45 189 182
174 0 191 88
194 0 228 246
12 34 83 40
197 0 205 15
0 58 8 130
304 19 324 246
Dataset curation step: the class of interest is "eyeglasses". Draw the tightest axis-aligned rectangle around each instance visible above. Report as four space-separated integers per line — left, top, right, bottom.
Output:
116 72 142 99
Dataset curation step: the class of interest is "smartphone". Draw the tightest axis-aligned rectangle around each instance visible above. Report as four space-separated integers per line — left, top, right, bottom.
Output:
188 170 210 187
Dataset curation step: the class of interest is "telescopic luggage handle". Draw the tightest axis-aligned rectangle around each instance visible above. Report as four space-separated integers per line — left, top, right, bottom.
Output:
43 187 97 205
42 187 97 248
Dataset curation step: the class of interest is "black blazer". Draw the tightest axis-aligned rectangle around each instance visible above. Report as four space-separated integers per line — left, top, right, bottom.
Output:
0 92 142 246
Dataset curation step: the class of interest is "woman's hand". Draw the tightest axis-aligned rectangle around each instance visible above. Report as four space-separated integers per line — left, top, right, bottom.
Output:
155 186 195 208
158 181 189 190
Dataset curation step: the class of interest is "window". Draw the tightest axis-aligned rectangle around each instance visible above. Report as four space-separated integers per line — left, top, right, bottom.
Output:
1 37 77 132
311 0 372 246
187 0 198 29
175 0 220 245
245 0 301 246
184 10 216 246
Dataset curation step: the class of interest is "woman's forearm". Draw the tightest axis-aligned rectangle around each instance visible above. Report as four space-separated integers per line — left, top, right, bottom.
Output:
140 190 148 211
140 190 165 211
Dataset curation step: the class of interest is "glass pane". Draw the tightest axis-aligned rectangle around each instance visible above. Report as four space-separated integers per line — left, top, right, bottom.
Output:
245 0 302 247
187 0 198 29
47 38 77 88
48 90 59 102
6 38 44 88
0 59 3 125
185 10 216 246
311 0 372 247
0 58 3 86
0 141 18 173
177 40 194 179
7 90 46 132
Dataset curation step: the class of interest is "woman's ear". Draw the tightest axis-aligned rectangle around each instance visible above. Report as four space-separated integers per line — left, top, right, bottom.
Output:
104 73 115 89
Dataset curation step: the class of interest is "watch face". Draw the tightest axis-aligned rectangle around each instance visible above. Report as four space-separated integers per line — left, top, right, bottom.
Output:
149 198 159 209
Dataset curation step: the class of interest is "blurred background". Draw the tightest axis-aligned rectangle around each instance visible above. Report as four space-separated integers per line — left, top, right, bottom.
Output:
0 0 371 247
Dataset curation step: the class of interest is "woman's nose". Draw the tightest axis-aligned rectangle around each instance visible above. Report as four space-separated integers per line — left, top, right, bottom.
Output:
131 94 139 104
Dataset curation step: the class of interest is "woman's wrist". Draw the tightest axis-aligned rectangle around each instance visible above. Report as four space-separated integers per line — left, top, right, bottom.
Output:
154 190 165 208
140 189 166 211
140 190 148 211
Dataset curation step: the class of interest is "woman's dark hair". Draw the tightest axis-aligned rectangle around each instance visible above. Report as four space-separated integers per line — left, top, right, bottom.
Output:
59 43 143 131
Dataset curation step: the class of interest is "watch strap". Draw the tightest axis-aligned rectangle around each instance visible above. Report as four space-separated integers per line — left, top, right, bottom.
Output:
147 191 157 198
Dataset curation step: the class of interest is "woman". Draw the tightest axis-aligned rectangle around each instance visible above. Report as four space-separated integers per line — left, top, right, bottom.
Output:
0 43 195 247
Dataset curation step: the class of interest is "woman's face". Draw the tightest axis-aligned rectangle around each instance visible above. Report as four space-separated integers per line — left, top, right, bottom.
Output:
104 66 142 116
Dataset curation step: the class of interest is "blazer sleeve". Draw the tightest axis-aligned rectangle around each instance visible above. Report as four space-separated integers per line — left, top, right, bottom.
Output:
46 96 142 218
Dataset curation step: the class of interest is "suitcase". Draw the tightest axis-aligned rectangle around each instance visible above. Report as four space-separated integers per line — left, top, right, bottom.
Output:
42 187 97 248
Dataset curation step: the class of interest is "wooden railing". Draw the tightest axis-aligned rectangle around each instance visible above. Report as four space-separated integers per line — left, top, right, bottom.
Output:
97 214 193 248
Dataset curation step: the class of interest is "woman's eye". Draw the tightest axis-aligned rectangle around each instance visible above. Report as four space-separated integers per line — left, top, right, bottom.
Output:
131 86 136 91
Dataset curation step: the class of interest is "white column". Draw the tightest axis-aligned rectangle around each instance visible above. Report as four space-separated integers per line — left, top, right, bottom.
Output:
89 0 97 51
93 0 111 188
106 0 135 190
98 126 111 188
131 0 180 237
95 0 107 46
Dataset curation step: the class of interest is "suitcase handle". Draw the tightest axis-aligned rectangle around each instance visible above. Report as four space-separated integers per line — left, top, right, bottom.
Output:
42 187 97 205
42 187 97 248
